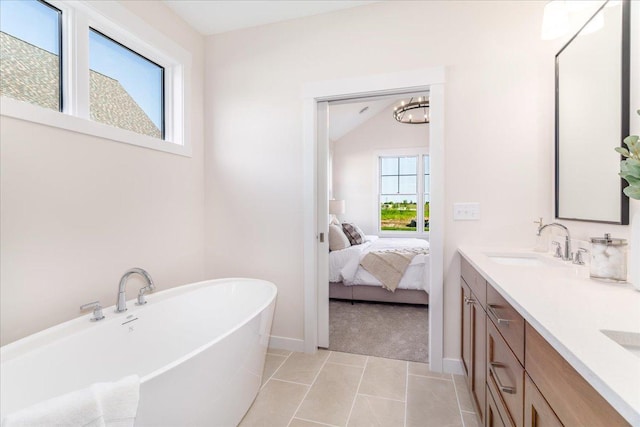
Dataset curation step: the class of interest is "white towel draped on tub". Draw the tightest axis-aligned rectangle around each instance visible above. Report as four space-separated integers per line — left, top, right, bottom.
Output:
2 375 140 427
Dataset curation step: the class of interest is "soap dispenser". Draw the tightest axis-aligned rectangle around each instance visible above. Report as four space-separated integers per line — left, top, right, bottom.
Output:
590 233 627 282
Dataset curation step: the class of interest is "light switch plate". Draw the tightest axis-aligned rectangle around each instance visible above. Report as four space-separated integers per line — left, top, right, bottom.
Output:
453 203 480 220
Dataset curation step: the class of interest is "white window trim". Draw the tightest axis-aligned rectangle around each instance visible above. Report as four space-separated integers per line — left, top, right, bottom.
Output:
0 0 192 157
374 147 430 238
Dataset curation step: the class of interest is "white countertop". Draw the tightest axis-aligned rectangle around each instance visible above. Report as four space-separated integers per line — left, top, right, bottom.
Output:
458 246 640 426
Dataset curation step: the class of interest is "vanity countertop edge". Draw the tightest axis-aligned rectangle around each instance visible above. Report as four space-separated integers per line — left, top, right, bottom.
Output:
458 245 640 426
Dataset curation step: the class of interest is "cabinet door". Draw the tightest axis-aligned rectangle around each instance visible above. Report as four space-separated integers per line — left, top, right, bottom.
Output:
524 374 562 427
471 298 486 424
461 281 471 377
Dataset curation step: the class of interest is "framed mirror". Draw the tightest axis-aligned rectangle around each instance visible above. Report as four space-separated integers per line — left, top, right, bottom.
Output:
555 0 630 224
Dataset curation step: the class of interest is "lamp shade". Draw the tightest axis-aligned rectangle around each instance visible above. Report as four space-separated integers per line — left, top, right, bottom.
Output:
329 199 345 215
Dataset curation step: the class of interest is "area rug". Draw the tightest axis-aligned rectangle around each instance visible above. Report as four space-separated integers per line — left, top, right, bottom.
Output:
328 299 428 363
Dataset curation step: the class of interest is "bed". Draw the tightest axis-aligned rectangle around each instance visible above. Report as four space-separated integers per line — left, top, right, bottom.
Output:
329 235 430 305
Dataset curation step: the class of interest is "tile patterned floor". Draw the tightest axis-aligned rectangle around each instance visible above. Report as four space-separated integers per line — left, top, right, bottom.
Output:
240 349 481 427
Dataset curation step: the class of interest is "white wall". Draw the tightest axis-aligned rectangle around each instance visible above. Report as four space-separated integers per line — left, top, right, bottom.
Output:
205 0 559 357
0 1 206 345
332 105 428 234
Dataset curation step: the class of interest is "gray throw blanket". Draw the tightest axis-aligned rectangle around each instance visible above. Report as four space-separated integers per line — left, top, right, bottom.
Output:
359 248 428 292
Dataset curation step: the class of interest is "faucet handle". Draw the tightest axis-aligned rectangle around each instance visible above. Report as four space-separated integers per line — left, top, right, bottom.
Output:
80 301 105 321
135 285 154 306
572 248 589 265
534 217 544 228
551 241 562 258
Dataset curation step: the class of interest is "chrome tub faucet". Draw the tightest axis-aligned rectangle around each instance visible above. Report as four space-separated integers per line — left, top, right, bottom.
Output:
116 267 155 312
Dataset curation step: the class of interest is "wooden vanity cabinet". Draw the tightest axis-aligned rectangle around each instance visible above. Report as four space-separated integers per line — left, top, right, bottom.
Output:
524 373 562 427
487 319 523 427
459 254 631 427
460 258 487 424
525 323 629 427
486 385 508 427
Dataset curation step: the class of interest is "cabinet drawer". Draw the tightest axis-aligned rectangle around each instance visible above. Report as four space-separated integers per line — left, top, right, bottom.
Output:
487 284 524 365
525 323 629 427
486 384 509 427
461 256 486 308
487 319 524 427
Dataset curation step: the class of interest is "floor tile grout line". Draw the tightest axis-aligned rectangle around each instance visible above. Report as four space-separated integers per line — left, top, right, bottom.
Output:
407 372 454 381
325 360 367 369
260 353 290 391
451 374 467 427
404 361 409 427
286 350 332 427
345 355 369 426
267 351 293 356
356 392 406 404
292 416 341 427
268 377 315 388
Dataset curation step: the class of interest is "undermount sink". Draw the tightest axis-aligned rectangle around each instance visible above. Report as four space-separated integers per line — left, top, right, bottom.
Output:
487 254 544 267
484 251 566 267
601 330 640 359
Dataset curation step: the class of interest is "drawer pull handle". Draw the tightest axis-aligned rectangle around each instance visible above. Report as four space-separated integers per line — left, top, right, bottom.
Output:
464 296 476 305
488 304 511 326
489 362 516 395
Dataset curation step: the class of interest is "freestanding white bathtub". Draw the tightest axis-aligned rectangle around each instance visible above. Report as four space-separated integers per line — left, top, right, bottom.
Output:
0 278 277 426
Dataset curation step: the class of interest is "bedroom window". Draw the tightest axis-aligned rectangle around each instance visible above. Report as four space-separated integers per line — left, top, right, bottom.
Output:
378 153 430 234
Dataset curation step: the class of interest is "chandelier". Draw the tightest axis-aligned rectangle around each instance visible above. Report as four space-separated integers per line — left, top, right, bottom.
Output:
393 97 429 124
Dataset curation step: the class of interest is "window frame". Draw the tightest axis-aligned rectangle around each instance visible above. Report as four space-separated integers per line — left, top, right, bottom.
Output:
0 0 191 157
375 148 430 237
88 26 166 139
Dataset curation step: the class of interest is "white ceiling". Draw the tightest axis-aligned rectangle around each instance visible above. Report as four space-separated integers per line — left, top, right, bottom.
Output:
163 1 379 35
328 93 429 141
328 99 394 141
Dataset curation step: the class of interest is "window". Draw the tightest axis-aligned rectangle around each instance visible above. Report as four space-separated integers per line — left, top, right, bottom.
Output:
89 29 164 139
378 153 430 233
424 155 430 230
0 0 62 111
0 0 190 156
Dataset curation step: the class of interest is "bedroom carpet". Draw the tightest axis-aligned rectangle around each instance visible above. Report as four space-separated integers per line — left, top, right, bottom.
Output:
328 299 428 363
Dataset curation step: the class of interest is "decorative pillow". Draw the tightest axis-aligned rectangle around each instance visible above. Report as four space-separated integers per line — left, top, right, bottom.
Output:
342 222 366 246
329 224 351 251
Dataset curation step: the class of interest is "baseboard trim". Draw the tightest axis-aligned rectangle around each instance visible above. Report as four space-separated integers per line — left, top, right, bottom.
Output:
269 335 305 353
443 357 464 375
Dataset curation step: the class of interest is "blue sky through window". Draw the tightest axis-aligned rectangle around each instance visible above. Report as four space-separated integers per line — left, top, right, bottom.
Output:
0 0 163 132
0 0 60 55
89 29 163 132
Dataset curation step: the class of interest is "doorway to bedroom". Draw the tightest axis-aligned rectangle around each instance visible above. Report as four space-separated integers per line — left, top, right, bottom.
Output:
303 67 445 372
324 93 431 363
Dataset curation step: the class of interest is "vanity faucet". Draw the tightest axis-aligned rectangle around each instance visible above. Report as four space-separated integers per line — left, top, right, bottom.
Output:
537 223 572 261
116 268 155 313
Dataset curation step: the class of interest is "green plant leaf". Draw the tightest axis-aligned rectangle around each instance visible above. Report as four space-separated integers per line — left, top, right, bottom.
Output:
615 147 631 157
620 170 640 184
623 184 640 200
621 161 640 179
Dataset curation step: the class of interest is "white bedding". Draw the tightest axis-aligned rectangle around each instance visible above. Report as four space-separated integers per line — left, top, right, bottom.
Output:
329 236 430 292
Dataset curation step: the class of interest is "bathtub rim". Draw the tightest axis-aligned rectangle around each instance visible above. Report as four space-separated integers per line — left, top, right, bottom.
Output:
1 277 277 379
